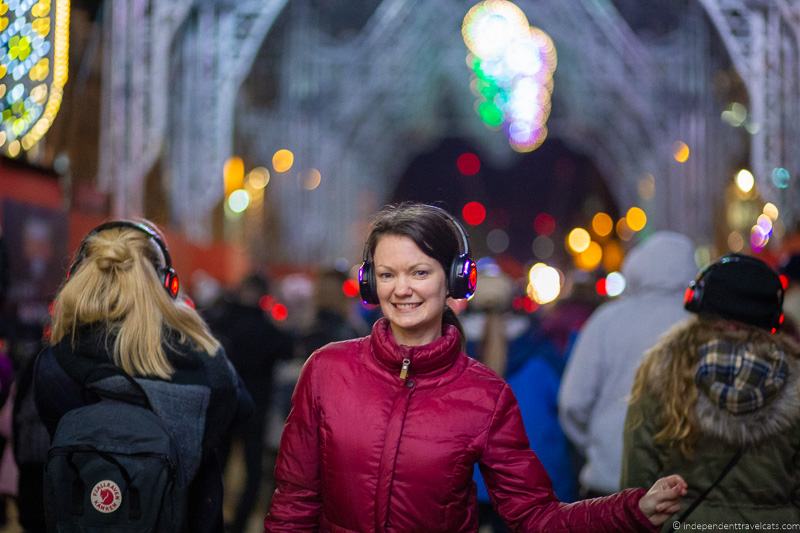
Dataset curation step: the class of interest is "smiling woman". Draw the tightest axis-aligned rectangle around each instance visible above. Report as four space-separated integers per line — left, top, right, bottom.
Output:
264 202 687 532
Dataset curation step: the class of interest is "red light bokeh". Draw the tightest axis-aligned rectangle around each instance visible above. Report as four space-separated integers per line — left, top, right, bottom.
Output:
456 152 481 176
462 201 487 226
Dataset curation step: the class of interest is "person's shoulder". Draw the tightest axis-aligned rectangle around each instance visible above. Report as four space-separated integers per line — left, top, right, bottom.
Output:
460 355 508 392
309 336 368 364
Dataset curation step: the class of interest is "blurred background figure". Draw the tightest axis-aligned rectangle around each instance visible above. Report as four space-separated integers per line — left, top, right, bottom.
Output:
301 267 366 355
559 231 696 498
190 269 224 313
779 253 800 339
463 263 578 532
209 273 293 533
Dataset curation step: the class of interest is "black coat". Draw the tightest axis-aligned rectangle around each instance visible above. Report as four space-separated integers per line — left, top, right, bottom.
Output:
35 327 253 533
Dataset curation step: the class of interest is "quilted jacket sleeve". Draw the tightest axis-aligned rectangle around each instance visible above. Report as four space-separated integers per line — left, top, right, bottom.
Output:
264 354 321 532
480 384 656 532
621 394 663 490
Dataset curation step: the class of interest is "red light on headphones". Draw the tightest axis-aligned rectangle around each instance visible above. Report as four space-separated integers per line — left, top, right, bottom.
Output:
779 313 785 325
169 276 180 297
771 327 777 335
683 287 694 305
779 274 789 290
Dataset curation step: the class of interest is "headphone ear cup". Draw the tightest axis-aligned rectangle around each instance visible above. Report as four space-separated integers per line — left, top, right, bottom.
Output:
684 280 703 312
448 254 477 300
358 261 379 305
163 268 180 299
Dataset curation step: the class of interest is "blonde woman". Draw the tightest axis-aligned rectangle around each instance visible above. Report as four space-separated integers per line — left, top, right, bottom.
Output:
34 220 252 533
622 254 799 528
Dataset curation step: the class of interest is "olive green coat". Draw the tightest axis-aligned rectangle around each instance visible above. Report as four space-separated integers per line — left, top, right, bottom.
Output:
621 317 800 529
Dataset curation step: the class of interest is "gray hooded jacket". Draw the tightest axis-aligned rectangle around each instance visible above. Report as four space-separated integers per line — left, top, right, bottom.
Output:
559 231 697 493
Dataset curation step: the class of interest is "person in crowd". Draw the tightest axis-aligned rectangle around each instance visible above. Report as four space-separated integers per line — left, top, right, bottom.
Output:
264 202 687 532
301 267 364 355
34 220 252 533
559 231 696 498
622 254 799 527
779 253 800 339
463 267 578 533
210 272 294 533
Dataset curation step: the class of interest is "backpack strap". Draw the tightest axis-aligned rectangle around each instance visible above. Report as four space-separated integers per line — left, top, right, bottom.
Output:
668 448 744 531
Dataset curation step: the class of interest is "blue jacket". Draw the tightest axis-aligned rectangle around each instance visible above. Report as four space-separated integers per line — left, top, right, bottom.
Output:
469 316 578 503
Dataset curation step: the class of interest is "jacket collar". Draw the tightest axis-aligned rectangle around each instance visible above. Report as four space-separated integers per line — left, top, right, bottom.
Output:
369 318 461 378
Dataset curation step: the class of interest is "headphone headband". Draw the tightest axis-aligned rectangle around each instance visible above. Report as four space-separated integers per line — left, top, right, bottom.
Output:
68 220 180 299
358 204 477 303
360 204 471 261
426 204 472 259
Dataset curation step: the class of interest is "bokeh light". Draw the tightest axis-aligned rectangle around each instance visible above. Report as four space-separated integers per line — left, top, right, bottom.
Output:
487 229 510 253
532 235 554 259
462 1 556 151
456 152 481 176
224 156 245 196
575 241 602 271
750 225 769 251
756 214 773 234
673 141 690 163
606 272 626 297
771 167 791 189
762 202 779 221
735 169 755 193
227 189 250 213
625 207 647 231
303 168 322 190
527 262 561 304
638 174 656 200
595 278 607 296
591 212 613 237
272 149 294 173
727 231 744 252
246 167 270 189
533 212 556 236
566 227 591 254
462 201 487 225
603 241 624 272
616 218 633 241
342 279 360 298
271 303 288 321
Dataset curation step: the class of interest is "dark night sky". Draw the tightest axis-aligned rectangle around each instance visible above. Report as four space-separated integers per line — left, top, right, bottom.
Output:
390 136 620 270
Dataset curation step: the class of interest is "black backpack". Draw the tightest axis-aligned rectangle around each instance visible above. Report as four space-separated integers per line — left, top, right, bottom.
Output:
44 372 187 532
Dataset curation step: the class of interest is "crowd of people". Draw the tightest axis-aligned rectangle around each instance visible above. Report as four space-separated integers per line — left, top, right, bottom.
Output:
0 203 797 532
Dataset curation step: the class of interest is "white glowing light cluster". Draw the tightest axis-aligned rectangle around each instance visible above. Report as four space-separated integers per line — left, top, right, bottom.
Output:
527 262 561 304
750 202 779 252
462 0 556 152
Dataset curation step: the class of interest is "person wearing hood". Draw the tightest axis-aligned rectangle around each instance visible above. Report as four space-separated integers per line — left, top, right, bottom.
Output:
622 253 798 527
559 231 697 497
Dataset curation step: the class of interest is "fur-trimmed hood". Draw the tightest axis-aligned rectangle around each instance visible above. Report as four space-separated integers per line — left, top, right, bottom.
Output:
643 316 800 447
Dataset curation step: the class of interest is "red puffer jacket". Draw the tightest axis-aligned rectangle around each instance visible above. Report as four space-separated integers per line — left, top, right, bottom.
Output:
265 319 654 532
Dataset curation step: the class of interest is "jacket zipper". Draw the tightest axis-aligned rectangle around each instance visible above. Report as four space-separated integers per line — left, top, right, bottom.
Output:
399 358 410 380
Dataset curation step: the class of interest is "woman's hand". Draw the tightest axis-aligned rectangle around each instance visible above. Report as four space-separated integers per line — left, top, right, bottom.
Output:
638 474 688 526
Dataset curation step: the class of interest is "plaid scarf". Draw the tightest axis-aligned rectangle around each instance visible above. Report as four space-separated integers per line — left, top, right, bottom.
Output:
695 339 788 415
